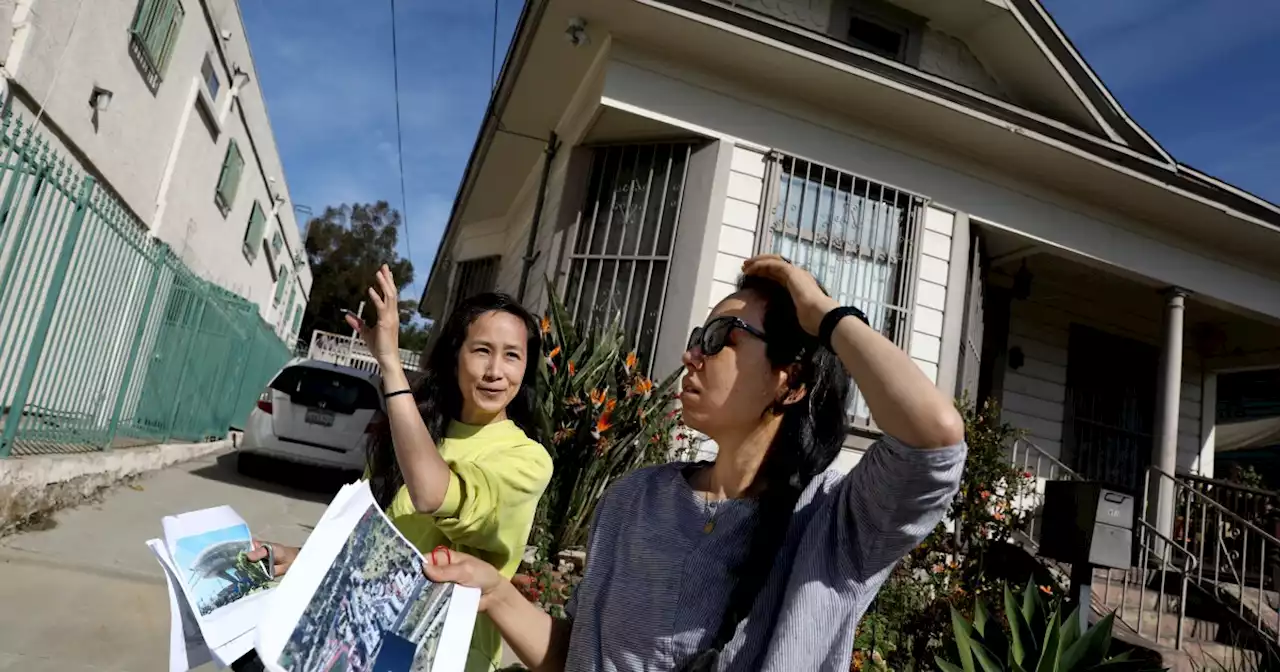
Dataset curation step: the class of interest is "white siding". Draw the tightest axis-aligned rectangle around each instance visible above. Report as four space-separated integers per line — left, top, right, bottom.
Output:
707 145 766 312
999 279 1203 473
910 206 954 383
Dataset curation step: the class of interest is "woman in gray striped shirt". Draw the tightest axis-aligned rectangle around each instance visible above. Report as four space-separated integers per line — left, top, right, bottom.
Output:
426 254 967 671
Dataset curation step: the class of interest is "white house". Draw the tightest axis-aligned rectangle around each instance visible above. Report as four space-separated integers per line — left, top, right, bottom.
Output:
0 0 311 341
418 1 1280 653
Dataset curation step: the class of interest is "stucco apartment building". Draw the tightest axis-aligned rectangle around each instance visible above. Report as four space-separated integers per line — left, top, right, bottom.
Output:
0 0 310 342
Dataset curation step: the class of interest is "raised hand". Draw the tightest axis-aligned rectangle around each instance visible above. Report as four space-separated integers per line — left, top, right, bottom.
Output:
741 254 838 336
344 264 403 367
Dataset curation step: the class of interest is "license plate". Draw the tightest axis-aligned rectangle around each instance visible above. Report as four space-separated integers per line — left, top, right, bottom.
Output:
305 408 335 427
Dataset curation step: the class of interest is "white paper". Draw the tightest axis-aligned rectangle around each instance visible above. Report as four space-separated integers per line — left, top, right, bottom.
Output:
255 480 480 672
161 506 274 655
149 539 215 672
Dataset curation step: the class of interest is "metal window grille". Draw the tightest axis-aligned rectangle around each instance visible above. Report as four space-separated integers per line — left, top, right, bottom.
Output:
759 153 925 426
449 256 500 315
130 0 185 86
563 142 694 371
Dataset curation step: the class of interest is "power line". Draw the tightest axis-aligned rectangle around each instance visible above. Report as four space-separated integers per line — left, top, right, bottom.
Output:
389 0 413 265
491 0 499 88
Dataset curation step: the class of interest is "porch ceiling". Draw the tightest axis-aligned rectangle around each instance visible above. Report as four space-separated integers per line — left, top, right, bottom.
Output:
983 230 1280 365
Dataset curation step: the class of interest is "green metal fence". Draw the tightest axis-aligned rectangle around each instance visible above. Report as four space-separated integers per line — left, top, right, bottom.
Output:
0 114 292 457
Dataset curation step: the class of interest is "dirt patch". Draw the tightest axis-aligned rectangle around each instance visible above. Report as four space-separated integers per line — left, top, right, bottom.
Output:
0 471 148 537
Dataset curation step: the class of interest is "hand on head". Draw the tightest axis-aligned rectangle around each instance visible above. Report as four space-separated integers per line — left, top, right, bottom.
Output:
742 254 838 336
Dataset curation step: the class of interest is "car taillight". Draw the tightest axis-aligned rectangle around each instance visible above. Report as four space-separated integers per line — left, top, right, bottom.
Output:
257 399 273 414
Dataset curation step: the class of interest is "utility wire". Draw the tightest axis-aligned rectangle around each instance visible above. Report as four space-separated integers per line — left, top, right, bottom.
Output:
389 0 413 265
491 0 499 88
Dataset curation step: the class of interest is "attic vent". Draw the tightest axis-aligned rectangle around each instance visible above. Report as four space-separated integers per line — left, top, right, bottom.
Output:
848 14 907 61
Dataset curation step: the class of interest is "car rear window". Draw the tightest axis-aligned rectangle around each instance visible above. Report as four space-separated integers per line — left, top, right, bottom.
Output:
270 366 380 414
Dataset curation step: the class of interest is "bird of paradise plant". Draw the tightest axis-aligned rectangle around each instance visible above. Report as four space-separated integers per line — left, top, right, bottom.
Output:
532 280 685 559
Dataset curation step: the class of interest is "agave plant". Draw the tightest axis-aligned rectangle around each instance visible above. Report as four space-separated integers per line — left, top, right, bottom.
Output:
937 580 1164 672
532 280 683 559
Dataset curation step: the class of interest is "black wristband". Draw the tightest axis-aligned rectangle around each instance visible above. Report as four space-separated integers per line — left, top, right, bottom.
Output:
383 388 413 399
818 306 868 350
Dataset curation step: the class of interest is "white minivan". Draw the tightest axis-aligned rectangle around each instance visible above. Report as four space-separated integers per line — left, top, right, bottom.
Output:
238 358 384 473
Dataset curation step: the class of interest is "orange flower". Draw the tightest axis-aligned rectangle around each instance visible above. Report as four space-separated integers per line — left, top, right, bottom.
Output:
589 388 607 407
1039 585 1052 595
568 361 576 376
624 351 638 374
633 377 654 398
547 345 561 359
540 316 552 335
605 398 617 413
592 410 613 439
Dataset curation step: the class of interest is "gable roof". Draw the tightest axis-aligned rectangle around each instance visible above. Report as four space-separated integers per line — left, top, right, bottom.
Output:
420 0 1280 313
1009 0 1175 164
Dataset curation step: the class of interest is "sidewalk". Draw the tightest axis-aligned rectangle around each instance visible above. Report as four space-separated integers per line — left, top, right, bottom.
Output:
0 451 328 672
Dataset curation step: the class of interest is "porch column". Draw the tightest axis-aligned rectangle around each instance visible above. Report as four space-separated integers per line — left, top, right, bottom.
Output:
1154 288 1189 541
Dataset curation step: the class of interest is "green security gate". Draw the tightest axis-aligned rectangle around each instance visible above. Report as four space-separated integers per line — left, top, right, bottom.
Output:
0 114 293 457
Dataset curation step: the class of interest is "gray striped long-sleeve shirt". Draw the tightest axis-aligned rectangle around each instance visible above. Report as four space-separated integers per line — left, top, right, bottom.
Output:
563 435 966 671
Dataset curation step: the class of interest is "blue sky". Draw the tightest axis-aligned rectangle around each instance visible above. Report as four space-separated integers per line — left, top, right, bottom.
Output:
240 0 1279 301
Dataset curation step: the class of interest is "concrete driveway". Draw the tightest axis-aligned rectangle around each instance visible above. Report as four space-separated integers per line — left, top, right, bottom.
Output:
0 450 340 672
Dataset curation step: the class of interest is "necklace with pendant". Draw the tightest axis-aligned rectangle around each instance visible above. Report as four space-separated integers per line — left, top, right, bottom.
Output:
703 492 720 534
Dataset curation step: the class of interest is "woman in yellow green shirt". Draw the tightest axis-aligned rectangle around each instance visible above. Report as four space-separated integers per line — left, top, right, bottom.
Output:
251 264 553 672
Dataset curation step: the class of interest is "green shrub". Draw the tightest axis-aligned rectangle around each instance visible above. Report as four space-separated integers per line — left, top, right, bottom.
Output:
531 281 687 561
937 580 1163 672
854 398 1046 669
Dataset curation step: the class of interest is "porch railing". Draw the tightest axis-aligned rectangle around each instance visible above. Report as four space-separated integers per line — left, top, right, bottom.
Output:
1095 520 1198 650
1178 472 1279 536
305 329 422 375
1008 439 1194 650
1152 467 1280 643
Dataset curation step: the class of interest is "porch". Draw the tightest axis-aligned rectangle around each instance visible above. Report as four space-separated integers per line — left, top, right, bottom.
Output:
964 224 1280 656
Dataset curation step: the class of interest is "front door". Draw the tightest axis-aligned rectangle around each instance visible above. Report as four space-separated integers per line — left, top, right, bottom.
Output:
1063 324 1159 491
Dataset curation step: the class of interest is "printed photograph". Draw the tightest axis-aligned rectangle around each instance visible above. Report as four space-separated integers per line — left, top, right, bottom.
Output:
278 505 456 672
173 523 272 617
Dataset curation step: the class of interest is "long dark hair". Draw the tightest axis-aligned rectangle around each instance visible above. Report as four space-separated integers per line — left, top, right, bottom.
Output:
366 292 543 510
687 274 851 670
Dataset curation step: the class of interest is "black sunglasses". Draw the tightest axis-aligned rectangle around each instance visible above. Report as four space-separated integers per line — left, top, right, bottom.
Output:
686 316 768 357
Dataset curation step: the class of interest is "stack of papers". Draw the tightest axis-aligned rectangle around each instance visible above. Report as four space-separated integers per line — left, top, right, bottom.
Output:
148 481 480 672
147 506 273 669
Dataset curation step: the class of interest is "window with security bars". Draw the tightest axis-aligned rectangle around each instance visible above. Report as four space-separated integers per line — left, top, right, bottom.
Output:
563 142 693 371
449 256 499 315
760 153 924 426
130 0 185 85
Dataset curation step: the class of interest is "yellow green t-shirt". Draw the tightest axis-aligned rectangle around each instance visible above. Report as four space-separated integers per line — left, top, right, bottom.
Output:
380 419 552 672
